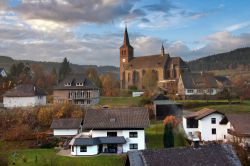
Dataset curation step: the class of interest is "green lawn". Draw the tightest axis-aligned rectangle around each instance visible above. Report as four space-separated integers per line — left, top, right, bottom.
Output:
8 149 126 166
188 100 250 113
99 96 142 107
145 122 188 149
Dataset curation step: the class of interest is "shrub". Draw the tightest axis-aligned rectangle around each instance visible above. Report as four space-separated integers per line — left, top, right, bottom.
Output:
0 154 9 166
3 123 35 141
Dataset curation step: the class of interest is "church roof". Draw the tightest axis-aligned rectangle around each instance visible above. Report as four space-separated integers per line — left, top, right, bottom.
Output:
127 54 188 70
127 54 168 69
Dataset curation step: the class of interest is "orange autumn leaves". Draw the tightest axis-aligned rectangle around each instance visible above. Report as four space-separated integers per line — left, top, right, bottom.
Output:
163 115 179 128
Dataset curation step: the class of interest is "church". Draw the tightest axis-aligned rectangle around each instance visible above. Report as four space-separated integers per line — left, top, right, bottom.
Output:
120 27 189 90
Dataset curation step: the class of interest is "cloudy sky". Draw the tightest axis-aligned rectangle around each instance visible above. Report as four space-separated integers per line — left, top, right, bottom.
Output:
1 0 250 66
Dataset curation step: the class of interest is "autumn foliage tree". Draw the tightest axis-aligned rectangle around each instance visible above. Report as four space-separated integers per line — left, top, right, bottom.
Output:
163 116 179 148
100 73 119 96
85 68 102 88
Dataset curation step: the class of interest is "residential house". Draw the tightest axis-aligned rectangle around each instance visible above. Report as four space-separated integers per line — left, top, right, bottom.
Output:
126 144 241 166
150 93 182 120
0 68 7 78
178 72 222 100
53 74 100 107
50 118 83 137
215 76 232 88
69 107 150 156
3 84 46 108
226 114 250 147
183 108 230 141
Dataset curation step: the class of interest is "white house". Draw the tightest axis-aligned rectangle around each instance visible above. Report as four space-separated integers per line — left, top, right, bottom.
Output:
183 108 230 141
0 68 7 78
178 72 222 100
226 114 250 147
50 118 83 137
3 84 47 108
69 107 150 156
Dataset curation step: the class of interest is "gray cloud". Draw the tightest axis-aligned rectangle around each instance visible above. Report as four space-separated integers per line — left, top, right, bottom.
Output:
10 0 141 24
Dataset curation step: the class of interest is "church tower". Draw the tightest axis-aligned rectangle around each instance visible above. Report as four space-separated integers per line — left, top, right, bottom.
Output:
120 26 134 89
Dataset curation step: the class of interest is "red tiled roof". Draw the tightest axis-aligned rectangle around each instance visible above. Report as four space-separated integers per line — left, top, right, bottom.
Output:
185 108 224 120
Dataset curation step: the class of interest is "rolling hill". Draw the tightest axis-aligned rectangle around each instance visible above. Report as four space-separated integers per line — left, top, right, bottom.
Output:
0 56 119 76
188 47 250 71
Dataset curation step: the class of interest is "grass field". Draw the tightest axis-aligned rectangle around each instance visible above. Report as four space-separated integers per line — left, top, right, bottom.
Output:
187 100 250 113
99 96 142 107
7 149 126 166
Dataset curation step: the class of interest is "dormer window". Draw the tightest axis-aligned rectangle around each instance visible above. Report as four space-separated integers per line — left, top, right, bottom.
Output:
65 82 71 86
76 82 84 86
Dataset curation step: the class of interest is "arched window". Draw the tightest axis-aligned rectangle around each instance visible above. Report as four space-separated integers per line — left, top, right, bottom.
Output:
152 70 159 81
133 71 140 84
128 73 131 82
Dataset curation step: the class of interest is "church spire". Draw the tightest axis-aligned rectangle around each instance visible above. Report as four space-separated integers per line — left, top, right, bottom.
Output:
123 25 131 46
161 43 165 56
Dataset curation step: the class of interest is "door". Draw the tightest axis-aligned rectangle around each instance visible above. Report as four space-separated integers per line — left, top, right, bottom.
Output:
107 144 117 153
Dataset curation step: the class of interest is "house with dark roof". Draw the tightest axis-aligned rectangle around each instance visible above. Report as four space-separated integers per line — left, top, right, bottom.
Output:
126 144 242 166
69 107 150 156
119 27 189 90
183 108 230 141
150 93 182 120
178 72 223 99
50 118 83 137
3 84 47 108
53 74 99 107
0 68 7 78
226 114 250 147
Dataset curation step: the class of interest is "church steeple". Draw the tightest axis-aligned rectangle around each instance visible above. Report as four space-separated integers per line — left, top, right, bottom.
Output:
123 26 130 46
120 26 134 89
161 43 165 56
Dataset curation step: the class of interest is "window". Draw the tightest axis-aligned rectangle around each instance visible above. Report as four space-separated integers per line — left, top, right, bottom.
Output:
211 118 216 124
107 132 117 137
71 146 74 152
129 132 138 138
80 146 87 152
187 89 194 93
129 144 138 150
64 82 71 86
212 128 216 135
197 89 203 94
186 119 198 128
76 83 84 86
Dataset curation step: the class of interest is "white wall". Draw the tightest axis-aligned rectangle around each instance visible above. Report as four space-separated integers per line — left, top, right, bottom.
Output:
185 88 219 96
183 113 230 141
182 117 200 139
71 145 98 155
53 129 79 136
3 96 46 108
199 113 229 141
91 129 146 153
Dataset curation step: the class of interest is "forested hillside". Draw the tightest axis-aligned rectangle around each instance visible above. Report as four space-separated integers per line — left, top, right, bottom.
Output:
188 47 250 71
0 56 119 75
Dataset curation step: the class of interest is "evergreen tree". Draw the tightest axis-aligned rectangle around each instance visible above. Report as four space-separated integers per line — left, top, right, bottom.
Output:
163 123 174 148
59 57 71 81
